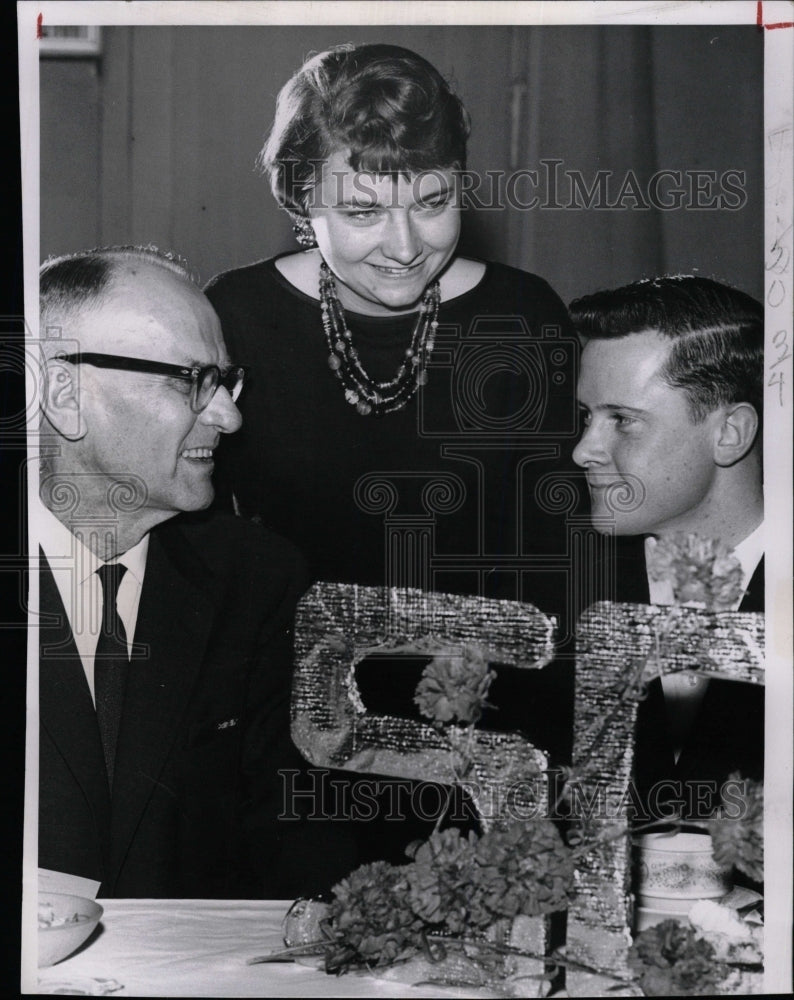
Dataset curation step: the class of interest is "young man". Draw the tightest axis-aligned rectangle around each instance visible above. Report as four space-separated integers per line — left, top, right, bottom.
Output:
36 246 354 897
570 275 763 820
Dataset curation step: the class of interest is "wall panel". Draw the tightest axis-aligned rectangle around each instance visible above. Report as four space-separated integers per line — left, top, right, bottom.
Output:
40 24 763 303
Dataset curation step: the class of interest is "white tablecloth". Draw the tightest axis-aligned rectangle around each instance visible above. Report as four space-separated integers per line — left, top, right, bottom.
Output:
33 899 464 997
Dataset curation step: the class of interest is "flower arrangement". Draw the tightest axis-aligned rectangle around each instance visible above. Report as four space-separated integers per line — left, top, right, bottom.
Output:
627 889 765 997
265 654 764 994
257 645 763 994
628 919 729 996
315 820 573 978
324 861 422 972
296 644 573 981
256 534 763 995
266 801 761 994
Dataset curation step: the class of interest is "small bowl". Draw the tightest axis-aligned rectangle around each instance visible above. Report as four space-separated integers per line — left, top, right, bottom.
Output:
634 831 731 899
38 892 103 967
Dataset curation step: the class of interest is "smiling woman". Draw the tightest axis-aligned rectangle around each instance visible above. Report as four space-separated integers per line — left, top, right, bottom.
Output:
205 42 580 586
308 152 461 317
204 43 582 868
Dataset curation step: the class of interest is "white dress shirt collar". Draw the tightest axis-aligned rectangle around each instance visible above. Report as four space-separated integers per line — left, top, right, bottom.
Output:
36 500 150 700
36 500 149 587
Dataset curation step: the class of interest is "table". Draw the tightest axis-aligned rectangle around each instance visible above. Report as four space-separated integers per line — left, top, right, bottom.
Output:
32 899 467 997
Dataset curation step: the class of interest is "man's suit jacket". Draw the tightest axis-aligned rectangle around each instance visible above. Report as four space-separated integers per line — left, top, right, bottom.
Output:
604 535 764 822
39 512 356 899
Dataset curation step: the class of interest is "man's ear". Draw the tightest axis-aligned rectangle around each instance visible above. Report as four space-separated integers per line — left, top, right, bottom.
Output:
41 359 87 440
713 402 759 467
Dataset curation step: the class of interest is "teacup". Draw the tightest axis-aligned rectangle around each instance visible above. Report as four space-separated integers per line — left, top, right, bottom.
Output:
634 831 732 899
633 831 732 933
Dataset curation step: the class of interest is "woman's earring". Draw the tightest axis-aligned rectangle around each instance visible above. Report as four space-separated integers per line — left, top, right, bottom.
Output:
292 216 317 249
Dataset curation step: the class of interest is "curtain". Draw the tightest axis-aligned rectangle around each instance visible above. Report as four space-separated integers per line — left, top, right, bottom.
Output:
39 24 763 305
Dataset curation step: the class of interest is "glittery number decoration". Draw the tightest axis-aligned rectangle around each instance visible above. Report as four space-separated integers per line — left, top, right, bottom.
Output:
291 582 558 982
291 582 556 829
565 601 765 997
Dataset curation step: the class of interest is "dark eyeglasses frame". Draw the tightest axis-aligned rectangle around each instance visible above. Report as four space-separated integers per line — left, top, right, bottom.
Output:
57 352 247 413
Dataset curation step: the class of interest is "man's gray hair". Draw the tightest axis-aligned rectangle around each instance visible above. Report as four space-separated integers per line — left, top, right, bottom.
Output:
40 245 197 343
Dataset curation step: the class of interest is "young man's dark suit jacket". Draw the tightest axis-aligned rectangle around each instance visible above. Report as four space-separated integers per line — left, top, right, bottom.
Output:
604 536 764 822
39 512 356 899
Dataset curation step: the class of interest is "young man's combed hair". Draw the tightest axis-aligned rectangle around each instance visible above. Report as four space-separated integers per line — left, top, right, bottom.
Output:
569 275 763 422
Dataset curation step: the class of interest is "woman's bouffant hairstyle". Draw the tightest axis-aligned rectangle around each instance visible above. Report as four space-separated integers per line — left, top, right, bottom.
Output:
259 43 471 216
569 275 763 425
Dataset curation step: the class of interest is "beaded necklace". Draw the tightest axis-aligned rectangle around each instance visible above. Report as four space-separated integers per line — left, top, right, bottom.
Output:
319 261 440 416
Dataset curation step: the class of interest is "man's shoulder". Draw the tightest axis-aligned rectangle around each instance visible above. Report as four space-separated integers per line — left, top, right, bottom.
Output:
152 511 309 590
167 509 295 549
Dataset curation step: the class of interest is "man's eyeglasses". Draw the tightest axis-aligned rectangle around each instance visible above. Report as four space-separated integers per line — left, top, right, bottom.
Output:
57 353 247 413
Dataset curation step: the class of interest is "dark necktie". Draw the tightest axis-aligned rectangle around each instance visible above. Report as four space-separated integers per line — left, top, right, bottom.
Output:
95 563 129 789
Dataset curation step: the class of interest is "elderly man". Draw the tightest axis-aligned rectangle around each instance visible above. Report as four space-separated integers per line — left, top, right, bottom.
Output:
37 246 353 898
570 275 764 821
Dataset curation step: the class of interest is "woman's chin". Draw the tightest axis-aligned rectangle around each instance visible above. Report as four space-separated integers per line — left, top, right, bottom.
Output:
339 284 428 315
352 268 447 313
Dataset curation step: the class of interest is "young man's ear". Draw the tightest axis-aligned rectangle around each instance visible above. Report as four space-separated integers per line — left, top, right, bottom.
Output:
713 402 759 467
41 359 86 441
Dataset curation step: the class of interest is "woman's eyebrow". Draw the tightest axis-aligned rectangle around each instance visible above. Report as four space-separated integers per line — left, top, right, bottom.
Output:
416 182 452 197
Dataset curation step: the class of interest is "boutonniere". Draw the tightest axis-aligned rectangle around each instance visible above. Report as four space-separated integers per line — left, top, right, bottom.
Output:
646 532 744 611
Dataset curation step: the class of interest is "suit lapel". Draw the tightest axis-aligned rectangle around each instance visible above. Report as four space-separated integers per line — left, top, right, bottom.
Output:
39 555 112 876
740 557 764 612
107 523 218 889
674 555 764 776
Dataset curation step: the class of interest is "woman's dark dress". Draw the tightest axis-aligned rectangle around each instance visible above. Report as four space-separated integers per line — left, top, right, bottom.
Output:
205 255 583 865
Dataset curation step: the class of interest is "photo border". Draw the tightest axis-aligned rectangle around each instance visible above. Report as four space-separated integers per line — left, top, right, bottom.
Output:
17 2 793 994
